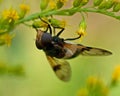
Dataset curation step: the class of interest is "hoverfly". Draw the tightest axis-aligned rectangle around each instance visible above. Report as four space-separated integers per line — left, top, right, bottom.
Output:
35 18 112 82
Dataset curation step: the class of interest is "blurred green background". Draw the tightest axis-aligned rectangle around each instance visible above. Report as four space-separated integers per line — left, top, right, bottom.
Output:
0 0 120 96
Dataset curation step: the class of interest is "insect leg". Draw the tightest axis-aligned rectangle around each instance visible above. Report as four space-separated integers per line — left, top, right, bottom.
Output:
39 17 52 35
55 27 65 37
65 35 81 41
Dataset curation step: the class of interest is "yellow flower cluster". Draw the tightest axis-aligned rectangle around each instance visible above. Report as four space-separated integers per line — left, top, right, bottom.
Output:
78 76 109 96
0 3 30 47
2 9 19 23
1 3 30 23
77 65 120 96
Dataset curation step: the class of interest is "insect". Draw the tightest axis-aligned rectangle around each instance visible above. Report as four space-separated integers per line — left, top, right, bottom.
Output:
35 18 112 82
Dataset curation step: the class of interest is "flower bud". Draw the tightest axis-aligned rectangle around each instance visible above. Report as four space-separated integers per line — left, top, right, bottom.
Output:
73 0 89 7
98 0 114 9
76 19 87 41
113 2 120 12
80 0 89 6
105 0 114 9
32 20 48 28
40 0 49 11
48 18 66 28
73 0 82 7
56 0 67 9
19 4 30 19
98 0 107 9
93 0 103 6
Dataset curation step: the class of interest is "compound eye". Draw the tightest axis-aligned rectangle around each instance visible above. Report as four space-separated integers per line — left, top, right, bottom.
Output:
41 33 52 46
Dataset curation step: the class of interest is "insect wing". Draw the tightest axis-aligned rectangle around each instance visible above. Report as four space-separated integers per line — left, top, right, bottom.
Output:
63 42 112 58
63 42 79 58
46 56 71 82
77 44 112 56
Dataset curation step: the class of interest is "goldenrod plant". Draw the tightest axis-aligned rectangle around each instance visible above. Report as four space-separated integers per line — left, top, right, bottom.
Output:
0 0 120 96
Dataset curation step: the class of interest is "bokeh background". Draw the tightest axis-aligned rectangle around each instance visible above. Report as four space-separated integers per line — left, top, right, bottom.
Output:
0 0 120 96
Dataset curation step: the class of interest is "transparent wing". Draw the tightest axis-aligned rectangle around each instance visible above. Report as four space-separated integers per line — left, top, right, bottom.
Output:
63 43 112 58
46 55 71 82
77 45 112 56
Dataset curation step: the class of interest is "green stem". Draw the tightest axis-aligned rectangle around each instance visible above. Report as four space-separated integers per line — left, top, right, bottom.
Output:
16 7 120 24
80 8 120 20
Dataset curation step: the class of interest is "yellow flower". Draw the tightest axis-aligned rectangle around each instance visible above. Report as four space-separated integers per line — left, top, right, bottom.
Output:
76 19 87 39
2 9 19 23
87 76 105 89
111 65 120 84
49 0 57 9
101 87 109 96
87 76 109 96
77 88 88 96
76 26 86 42
20 4 30 13
87 76 98 86
76 27 86 36
0 34 15 47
